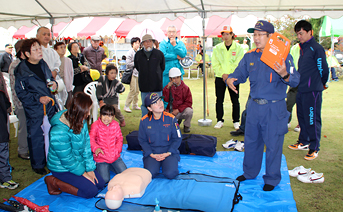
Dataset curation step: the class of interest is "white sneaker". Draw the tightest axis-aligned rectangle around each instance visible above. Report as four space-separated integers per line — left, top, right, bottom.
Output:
288 123 291 128
222 139 237 149
297 171 324 183
132 105 141 110
294 125 300 132
214 121 224 129
124 106 132 113
233 122 240 130
288 166 311 177
234 141 244 152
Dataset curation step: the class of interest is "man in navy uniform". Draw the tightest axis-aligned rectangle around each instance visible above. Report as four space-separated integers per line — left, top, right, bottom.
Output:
226 20 300 191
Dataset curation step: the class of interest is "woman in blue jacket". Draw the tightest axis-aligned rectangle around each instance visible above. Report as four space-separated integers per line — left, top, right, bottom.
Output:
138 92 182 179
15 38 58 175
45 92 105 198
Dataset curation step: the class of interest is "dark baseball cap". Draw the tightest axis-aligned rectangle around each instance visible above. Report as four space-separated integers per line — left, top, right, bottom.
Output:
5 44 13 48
144 92 164 106
247 20 275 33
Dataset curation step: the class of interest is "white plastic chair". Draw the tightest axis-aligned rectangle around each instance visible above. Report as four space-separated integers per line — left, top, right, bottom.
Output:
84 82 99 124
4 75 19 137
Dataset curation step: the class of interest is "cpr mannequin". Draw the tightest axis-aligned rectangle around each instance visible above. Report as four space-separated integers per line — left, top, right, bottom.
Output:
105 168 152 209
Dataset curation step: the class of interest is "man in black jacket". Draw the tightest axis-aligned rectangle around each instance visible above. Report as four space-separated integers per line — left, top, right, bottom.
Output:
134 34 165 117
0 44 13 73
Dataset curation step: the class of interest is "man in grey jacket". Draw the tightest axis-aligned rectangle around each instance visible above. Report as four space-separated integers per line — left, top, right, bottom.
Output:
83 35 106 73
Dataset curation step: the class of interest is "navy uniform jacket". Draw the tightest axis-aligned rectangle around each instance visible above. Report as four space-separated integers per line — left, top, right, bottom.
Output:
298 37 329 93
138 111 182 160
229 48 300 100
14 59 57 120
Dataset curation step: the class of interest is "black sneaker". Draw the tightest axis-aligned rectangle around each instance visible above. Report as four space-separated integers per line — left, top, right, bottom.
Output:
263 184 275 191
33 168 47 175
184 126 190 133
230 129 244 136
236 175 246 182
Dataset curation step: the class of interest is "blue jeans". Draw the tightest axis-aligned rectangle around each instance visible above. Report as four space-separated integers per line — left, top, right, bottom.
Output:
141 91 162 117
96 157 127 183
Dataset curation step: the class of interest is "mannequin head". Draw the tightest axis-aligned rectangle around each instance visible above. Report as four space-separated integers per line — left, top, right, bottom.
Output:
105 185 124 209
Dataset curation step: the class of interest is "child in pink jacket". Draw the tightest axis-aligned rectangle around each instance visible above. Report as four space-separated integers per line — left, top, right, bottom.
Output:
89 105 127 183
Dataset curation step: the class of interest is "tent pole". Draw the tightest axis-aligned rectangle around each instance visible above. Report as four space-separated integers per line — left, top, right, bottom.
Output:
50 18 54 42
198 10 212 127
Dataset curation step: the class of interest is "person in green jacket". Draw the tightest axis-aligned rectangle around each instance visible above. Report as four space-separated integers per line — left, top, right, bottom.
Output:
45 92 105 198
212 25 244 130
326 49 340 81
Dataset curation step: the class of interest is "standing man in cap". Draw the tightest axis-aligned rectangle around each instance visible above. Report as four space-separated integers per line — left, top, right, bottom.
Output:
212 25 244 130
36 27 61 78
83 35 106 73
159 25 187 89
134 34 165 117
288 20 329 160
0 44 14 74
163 67 193 133
226 20 300 191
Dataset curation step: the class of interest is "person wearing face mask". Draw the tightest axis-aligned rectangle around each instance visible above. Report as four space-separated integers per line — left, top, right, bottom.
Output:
134 34 165 117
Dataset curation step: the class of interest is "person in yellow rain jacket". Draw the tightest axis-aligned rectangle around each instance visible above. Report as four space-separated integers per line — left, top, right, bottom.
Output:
211 25 244 130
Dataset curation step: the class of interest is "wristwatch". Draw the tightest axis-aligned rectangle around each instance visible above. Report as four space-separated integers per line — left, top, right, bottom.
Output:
282 73 290 79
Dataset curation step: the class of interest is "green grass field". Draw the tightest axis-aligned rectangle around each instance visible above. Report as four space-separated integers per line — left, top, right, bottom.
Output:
1 70 343 211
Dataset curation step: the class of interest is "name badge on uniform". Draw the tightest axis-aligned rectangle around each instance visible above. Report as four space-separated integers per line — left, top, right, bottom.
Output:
175 123 181 138
290 67 294 74
232 52 236 56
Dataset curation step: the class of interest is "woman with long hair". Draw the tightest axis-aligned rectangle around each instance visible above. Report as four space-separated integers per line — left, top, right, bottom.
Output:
45 92 105 198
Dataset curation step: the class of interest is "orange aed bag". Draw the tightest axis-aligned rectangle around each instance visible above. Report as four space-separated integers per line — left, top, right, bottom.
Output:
260 32 291 69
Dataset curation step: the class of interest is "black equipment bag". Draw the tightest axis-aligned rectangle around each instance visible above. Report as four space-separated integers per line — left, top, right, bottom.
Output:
126 130 141 150
179 134 217 157
126 131 217 157
121 69 133 84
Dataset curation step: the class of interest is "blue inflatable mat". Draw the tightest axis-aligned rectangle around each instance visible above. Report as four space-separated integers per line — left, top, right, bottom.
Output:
2 145 297 212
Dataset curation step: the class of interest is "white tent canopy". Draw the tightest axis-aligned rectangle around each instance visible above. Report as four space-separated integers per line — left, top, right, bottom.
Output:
1 0 343 28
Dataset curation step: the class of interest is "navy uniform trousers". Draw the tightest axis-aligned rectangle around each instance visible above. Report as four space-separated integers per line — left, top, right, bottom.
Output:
296 91 322 151
143 154 179 179
243 99 289 187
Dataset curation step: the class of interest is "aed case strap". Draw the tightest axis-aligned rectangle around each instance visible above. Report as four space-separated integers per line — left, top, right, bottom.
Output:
282 73 290 79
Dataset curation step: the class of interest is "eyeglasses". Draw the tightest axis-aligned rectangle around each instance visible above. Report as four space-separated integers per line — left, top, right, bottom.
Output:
252 33 268 37
167 30 176 34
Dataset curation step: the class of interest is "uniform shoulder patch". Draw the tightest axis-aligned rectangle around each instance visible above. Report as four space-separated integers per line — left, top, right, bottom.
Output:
141 114 149 121
246 48 257 54
163 111 175 118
